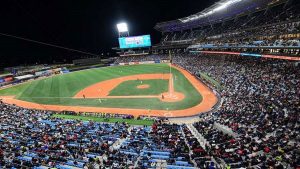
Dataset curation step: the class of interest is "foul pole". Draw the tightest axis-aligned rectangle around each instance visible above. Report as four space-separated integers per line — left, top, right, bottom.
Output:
168 51 173 97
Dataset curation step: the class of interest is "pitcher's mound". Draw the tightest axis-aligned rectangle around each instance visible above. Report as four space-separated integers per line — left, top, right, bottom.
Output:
136 84 150 89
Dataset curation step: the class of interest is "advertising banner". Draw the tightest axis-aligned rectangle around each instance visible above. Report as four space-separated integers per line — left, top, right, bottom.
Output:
161 60 170 63
52 68 62 72
4 77 13 82
263 54 300 61
35 71 44 76
140 61 155 64
46 70 52 74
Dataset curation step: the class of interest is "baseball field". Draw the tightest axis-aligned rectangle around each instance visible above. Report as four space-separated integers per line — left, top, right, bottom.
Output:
0 64 218 117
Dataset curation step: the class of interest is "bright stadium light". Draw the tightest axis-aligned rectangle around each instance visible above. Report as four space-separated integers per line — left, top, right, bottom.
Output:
180 0 243 23
117 23 128 33
213 0 242 12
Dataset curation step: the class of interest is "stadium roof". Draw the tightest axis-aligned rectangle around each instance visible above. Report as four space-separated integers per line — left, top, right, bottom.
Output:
155 0 288 32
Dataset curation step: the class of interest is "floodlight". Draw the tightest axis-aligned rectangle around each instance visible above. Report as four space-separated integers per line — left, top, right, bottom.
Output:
117 23 128 33
180 0 243 23
213 4 227 12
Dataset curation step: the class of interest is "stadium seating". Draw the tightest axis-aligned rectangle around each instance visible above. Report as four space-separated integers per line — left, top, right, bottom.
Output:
0 103 201 168
1 0 300 168
155 1 300 56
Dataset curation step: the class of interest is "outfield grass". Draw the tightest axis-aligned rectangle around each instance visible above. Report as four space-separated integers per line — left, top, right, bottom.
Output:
109 79 169 96
0 64 202 110
52 114 154 126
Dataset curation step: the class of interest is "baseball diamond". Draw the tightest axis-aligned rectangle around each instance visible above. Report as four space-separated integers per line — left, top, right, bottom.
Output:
0 64 218 117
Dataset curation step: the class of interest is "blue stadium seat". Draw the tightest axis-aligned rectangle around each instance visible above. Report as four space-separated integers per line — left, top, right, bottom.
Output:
151 155 169 160
167 165 195 169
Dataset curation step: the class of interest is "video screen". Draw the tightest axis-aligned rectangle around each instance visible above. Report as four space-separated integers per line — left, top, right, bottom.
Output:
118 35 151 49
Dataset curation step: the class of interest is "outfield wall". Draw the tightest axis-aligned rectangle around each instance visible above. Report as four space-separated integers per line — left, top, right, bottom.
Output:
110 60 170 67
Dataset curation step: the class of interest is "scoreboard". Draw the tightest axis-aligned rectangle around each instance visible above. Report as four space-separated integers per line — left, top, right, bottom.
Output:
118 35 151 49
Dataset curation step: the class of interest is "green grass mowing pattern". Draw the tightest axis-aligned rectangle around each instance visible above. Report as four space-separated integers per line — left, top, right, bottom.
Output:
109 79 169 96
0 82 31 96
0 64 203 110
52 114 154 126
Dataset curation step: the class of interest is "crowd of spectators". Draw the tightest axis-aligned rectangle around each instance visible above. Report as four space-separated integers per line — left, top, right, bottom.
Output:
59 111 135 120
172 53 299 168
182 125 214 168
189 39 300 49
0 101 133 168
1 52 299 168
0 100 202 168
114 55 169 64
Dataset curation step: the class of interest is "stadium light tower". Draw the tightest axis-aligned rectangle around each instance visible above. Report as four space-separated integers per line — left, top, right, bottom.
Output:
117 22 129 37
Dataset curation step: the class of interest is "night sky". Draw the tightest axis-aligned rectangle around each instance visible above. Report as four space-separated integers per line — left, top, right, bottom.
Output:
0 0 217 68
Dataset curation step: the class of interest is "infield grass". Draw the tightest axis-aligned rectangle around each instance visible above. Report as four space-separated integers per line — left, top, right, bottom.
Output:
109 79 169 96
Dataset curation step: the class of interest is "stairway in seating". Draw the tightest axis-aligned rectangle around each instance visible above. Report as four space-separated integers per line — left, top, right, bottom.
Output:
213 122 239 138
186 124 222 169
180 126 198 168
186 123 209 148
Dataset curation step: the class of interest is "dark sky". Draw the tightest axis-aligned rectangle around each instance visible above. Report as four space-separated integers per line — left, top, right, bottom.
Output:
0 0 217 68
